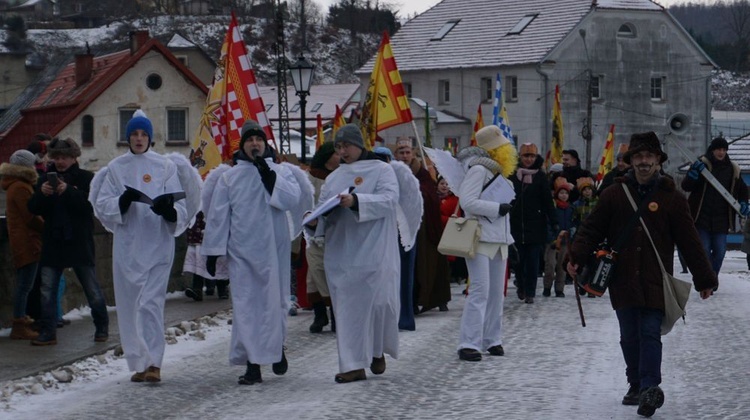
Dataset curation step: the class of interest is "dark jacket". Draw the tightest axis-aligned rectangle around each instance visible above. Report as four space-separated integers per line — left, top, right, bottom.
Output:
569 173 717 311
681 154 748 232
597 167 629 195
27 162 96 268
510 155 556 245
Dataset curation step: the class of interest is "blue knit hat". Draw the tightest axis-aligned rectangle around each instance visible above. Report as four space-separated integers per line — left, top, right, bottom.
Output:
126 109 153 143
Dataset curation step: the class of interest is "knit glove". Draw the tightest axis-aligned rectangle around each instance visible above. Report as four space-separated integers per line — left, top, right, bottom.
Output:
741 201 750 217
118 189 140 215
687 160 706 180
151 194 177 223
206 255 219 277
254 156 276 194
498 203 513 216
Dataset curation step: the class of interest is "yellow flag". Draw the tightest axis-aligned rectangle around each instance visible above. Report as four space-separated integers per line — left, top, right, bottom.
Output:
331 105 347 141
316 114 324 149
551 84 564 164
596 125 615 182
471 104 484 146
360 32 413 149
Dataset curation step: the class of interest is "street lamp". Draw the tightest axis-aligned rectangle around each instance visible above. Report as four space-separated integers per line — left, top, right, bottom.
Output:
289 54 315 164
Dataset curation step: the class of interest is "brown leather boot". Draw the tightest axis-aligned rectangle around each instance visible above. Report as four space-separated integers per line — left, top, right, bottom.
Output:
131 371 147 382
10 318 39 340
334 369 366 383
144 366 161 382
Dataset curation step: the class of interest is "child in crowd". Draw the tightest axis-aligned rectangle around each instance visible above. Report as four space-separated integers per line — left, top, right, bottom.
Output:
543 178 574 298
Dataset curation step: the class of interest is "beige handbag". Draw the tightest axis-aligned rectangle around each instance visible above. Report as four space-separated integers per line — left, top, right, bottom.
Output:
624 188 692 335
438 202 481 259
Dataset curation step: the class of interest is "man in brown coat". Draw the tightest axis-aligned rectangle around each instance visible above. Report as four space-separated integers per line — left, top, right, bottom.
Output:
567 132 716 418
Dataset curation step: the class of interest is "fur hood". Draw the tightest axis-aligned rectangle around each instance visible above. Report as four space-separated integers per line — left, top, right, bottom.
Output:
0 162 38 186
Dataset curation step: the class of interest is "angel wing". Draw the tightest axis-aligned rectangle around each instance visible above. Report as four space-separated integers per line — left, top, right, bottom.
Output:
88 166 113 232
279 162 315 241
390 160 423 251
423 147 465 194
165 152 202 223
200 163 232 219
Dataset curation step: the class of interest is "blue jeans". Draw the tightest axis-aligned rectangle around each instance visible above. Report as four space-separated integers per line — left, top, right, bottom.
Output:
39 265 109 337
398 244 416 331
516 243 542 298
616 307 663 390
13 262 39 318
697 229 727 274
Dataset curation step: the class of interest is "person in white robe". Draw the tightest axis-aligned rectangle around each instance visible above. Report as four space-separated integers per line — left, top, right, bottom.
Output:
90 110 200 383
201 120 303 385
305 124 402 384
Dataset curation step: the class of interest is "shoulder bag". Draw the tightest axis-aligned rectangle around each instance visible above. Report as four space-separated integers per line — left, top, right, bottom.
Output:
623 186 692 336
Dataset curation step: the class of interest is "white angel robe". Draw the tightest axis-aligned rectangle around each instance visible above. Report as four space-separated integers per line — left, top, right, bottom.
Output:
91 151 191 372
201 159 301 366
315 159 401 373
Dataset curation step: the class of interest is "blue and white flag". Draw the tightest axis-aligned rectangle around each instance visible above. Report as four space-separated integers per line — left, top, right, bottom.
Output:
492 73 514 145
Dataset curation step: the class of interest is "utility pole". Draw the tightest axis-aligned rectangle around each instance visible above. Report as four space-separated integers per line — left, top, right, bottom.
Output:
275 0 291 155
584 69 593 171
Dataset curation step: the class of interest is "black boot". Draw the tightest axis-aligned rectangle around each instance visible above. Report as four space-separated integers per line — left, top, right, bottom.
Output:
329 306 336 333
309 302 329 333
204 279 216 296
238 362 262 385
185 274 204 301
272 349 288 375
216 280 229 299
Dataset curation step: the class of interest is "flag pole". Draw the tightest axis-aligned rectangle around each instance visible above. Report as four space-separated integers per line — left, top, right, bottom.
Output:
411 120 428 168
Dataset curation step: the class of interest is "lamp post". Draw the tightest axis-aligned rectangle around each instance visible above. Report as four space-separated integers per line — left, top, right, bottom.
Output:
289 54 315 164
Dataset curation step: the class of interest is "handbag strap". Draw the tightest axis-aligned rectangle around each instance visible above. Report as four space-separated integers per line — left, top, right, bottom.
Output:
623 185 668 275
451 200 461 217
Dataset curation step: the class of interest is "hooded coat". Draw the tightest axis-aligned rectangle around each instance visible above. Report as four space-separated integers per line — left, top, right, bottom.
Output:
1 163 43 268
569 174 717 311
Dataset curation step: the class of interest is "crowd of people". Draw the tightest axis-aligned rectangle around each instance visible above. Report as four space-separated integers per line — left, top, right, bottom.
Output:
4 116 749 417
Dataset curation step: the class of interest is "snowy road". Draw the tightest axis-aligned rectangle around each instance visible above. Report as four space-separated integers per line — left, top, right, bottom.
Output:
2 251 749 420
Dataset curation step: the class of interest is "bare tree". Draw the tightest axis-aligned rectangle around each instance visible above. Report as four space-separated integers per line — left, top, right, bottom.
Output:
721 0 750 71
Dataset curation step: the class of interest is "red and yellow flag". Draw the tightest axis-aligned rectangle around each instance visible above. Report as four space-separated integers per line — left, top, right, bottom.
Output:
316 114 324 149
470 104 484 146
331 104 347 141
596 124 616 182
189 13 273 177
360 32 413 149
550 85 564 164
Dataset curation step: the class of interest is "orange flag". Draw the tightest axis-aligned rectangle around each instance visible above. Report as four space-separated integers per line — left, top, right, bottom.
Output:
596 124 615 182
331 104 347 141
550 85 564 164
470 104 484 146
316 114 324 149
360 31 413 149
189 13 273 177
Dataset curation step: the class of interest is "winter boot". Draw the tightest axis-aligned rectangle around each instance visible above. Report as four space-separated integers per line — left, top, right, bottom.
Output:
31 331 57 346
370 355 386 375
329 306 336 333
10 318 39 340
309 302 329 333
622 383 640 406
185 275 204 301
144 366 161 383
216 280 230 300
94 324 109 342
272 350 288 375
204 279 216 296
637 386 664 417
238 362 262 385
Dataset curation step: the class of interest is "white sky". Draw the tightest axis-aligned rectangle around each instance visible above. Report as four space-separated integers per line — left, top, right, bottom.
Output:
313 0 713 19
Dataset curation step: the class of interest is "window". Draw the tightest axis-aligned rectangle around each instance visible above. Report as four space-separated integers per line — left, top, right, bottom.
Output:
119 109 136 143
481 77 493 103
81 115 94 146
439 79 450 104
403 82 412 98
618 23 636 38
507 14 538 35
311 102 323 112
591 75 601 99
291 102 301 112
146 73 162 90
431 20 460 41
505 76 518 101
175 55 189 66
167 108 188 143
650 77 665 101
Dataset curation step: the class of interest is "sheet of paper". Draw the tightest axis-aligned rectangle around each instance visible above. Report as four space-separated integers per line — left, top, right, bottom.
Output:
480 177 515 204
302 187 353 225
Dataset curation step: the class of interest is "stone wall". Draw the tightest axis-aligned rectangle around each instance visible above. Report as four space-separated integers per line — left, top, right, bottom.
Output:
0 217 189 327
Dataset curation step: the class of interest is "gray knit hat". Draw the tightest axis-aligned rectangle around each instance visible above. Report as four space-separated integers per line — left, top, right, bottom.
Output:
333 124 365 150
9 149 36 167
240 119 267 150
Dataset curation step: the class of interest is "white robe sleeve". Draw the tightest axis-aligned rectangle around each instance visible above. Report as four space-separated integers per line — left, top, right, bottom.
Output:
355 164 399 223
201 172 231 257
459 165 500 219
92 168 126 231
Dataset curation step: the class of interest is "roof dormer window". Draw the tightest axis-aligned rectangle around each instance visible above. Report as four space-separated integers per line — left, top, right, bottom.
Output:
431 20 460 41
507 14 538 36
617 23 637 38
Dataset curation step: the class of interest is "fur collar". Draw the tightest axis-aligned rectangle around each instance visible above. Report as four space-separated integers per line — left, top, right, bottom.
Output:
469 157 502 175
0 163 38 184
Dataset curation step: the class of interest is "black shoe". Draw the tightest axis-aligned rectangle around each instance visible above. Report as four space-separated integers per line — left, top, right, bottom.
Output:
516 287 526 301
457 348 482 362
542 288 551 297
622 383 640 406
94 326 109 342
309 302 329 333
525 297 534 304
216 280 229 299
438 304 449 312
31 332 57 346
272 350 288 375
637 386 664 417
487 345 504 356
238 362 262 385
204 287 215 296
370 355 386 375
185 288 203 302
555 291 565 298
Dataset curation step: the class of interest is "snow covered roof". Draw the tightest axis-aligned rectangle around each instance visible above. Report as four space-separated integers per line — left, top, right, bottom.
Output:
259 83 360 129
410 97 469 124
358 0 665 73
167 33 197 49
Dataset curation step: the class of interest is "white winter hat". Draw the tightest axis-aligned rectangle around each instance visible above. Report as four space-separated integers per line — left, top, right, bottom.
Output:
9 149 36 168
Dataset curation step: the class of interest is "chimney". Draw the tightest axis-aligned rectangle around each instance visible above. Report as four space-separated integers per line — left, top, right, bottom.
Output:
129 30 150 55
75 43 93 87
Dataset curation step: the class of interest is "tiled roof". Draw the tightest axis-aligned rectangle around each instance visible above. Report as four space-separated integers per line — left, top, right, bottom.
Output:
359 0 663 73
